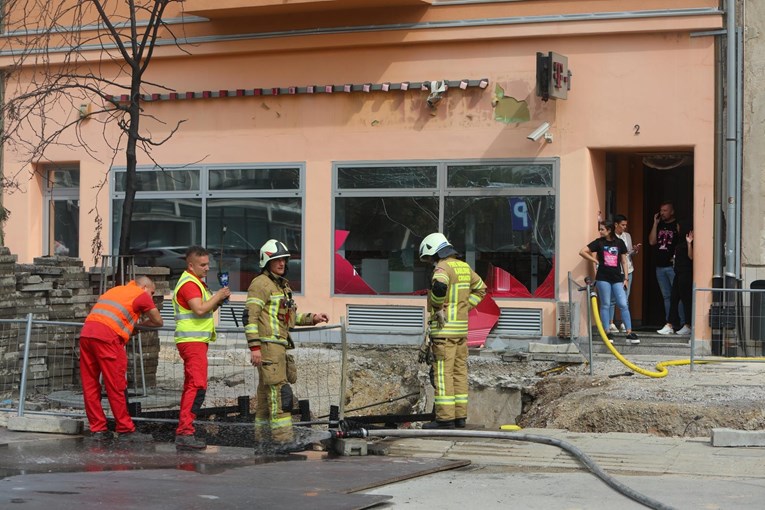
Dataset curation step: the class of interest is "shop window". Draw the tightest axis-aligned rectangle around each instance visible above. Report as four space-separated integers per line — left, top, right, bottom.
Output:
112 164 304 292
334 161 557 298
44 165 80 258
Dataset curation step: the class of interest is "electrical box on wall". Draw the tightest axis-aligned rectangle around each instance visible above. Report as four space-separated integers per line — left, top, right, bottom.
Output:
536 51 572 101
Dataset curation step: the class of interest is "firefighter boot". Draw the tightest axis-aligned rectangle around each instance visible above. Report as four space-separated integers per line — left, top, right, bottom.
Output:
454 418 466 428
422 420 455 430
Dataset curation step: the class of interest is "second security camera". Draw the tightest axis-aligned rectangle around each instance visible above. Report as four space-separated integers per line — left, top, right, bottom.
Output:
527 122 551 142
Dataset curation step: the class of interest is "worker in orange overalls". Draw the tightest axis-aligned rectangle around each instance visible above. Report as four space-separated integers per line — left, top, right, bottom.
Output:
79 276 163 441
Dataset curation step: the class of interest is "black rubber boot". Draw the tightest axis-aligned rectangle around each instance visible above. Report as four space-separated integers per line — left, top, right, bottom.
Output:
422 420 455 430
454 418 466 428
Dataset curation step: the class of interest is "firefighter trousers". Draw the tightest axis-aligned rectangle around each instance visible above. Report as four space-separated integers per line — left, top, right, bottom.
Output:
430 336 468 422
255 342 294 443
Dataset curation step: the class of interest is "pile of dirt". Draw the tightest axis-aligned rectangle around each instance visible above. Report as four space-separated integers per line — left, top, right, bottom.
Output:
519 360 765 437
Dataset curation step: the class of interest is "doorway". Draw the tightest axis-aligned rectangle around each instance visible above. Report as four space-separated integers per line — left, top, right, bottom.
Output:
605 152 694 329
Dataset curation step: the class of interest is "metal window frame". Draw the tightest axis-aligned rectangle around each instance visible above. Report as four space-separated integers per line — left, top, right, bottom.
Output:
110 162 306 294
331 158 559 300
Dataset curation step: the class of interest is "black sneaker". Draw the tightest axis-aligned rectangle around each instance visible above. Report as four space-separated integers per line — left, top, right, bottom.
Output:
88 431 112 441
117 431 154 443
625 332 640 345
175 434 207 450
454 418 466 429
422 420 455 430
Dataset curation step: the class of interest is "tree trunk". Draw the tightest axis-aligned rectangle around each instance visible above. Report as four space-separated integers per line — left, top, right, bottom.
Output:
117 74 142 267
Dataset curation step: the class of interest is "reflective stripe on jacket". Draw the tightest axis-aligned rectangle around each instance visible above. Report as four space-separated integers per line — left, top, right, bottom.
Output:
172 270 216 344
428 256 486 338
245 271 312 349
84 281 145 343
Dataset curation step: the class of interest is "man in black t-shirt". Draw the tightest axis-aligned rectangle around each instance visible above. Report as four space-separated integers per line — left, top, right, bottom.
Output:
649 202 684 334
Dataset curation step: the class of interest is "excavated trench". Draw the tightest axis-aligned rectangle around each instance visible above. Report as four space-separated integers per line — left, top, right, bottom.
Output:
340 347 765 437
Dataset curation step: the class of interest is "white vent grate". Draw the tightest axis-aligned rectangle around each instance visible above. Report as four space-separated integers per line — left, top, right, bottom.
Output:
347 305 425 333
218 301 246 328
158 300 246 328
494 308 543 336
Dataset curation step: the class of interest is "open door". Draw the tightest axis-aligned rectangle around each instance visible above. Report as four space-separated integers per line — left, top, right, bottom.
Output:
605 151 694 329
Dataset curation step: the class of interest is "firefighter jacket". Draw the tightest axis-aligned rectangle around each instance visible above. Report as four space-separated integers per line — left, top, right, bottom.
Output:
172 270 217 344
85 280 145 344
428 256 486 338
245 270 313 349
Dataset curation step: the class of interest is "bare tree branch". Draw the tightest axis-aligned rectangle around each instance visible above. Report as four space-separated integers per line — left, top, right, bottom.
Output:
1 0 188 260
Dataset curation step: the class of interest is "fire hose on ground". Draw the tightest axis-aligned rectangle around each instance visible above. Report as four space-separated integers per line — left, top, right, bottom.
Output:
325 426 677 510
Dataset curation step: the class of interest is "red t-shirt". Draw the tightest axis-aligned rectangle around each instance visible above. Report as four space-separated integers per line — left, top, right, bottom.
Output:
81 291 157 342
175 272 207 310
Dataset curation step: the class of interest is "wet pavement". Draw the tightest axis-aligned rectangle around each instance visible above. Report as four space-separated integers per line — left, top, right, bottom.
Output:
0 428 467 509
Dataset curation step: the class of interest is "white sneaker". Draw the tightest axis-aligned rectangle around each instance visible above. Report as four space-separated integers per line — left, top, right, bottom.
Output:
619 324 627 333
608 323 619 334
676 325 692 335
656 324 674 335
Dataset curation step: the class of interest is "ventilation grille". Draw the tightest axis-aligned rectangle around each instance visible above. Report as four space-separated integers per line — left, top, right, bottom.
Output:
347 305 425 333
158 300 246 328
218 301 246 328
159 303 175 326
494 308 543 336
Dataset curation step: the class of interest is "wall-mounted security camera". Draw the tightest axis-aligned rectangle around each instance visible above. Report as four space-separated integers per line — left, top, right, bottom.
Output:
527 121 551 142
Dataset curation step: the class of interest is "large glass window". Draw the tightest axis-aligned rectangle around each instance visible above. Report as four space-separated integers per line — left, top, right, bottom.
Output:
334 161 557 298
112 165 304 292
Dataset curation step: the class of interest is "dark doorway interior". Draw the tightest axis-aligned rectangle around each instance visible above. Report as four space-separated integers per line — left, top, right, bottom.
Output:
641 155 694 329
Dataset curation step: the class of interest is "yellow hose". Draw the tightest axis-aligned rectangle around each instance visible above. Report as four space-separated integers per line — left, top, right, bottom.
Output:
589 294 706 378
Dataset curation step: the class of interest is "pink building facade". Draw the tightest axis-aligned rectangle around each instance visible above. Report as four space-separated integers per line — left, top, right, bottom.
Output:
0 1 722 344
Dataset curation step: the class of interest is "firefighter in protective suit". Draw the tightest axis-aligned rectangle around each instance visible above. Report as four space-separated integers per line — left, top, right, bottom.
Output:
419 233 486 429
245 239 328 452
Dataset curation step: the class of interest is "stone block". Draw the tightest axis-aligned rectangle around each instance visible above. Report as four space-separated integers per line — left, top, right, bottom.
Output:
8 415 83 435
333 438 368 456
712 428 765 447
49 289 73 298
16 264 64 276
19 282 54 292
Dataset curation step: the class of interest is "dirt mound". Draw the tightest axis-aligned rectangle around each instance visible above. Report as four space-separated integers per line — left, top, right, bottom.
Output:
519 361 765 437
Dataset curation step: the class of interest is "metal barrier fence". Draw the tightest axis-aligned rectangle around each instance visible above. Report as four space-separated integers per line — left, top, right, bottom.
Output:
0 315 347 426
691 286 765 364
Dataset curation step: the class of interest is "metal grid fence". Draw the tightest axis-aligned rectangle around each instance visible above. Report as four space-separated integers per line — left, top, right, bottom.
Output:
0 316 346 425
690 287 765 363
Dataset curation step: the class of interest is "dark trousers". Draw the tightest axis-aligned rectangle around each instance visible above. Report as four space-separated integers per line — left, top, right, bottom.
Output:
669 269 693 329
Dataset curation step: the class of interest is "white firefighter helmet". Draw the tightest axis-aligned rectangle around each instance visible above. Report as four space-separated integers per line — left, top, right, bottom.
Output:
259 239 290 268
419 232 452 261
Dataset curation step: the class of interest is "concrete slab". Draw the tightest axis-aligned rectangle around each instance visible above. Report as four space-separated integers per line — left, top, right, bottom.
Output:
711 427 765 447
7 415 82 435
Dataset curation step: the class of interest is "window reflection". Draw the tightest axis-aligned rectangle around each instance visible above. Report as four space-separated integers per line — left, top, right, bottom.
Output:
335 196 438 294
113 198 202 285
115 170 200 192
444 196 554 297
207 198 302 292
447 164 552 188
209 168 299 190
338 166 437 189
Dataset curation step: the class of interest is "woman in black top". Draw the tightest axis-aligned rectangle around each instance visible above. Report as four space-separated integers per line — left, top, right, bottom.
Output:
579 221 640 344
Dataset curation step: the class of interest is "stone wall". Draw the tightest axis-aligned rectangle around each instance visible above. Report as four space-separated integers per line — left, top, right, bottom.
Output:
0 250 170 397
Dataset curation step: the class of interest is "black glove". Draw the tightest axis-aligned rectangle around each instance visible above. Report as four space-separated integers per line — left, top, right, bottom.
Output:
241 308 249 327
